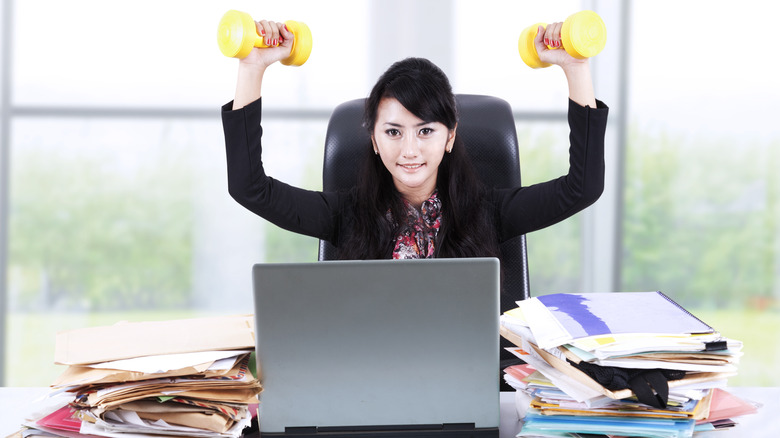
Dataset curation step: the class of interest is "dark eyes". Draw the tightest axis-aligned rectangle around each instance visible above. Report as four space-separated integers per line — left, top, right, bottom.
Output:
384 127 434 137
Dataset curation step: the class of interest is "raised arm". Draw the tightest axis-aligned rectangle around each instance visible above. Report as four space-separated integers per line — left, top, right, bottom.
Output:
494 23 607 241
222 19 344 243
534 23 597 108
232 20 295 110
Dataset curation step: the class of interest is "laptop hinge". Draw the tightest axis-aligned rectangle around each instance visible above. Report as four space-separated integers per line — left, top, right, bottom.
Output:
443 423 476 430
284 426 318 434
283 423 477 434
316 424 440 433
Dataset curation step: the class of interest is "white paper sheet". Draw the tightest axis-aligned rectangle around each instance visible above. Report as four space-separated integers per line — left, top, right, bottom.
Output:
88 350 252 374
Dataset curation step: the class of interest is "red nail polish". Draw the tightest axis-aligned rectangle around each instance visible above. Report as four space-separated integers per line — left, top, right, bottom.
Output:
260 29 266 36
284 24 289 32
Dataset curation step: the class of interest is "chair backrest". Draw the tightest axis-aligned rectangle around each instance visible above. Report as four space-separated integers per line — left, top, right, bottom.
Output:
318 94 530 304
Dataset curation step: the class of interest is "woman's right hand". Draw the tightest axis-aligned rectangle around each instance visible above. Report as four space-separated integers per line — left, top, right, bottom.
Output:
239 20 296 69
233 20 295 110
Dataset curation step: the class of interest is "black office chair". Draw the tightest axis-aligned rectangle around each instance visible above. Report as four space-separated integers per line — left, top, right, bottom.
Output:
318 95 530 387
318 94 530 302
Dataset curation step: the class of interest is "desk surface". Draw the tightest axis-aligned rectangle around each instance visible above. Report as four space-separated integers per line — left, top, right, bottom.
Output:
1 388 778 437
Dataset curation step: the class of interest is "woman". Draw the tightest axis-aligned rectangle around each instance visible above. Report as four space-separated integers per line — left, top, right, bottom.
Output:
222 20 608 265
223 20 608 389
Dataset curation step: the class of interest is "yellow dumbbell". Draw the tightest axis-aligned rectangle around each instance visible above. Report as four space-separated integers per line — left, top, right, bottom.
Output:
518 10 606 69
217 10 312 66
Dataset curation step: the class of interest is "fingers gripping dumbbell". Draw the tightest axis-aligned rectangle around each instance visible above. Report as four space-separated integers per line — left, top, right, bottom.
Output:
518 10 606 69
217 10 313 66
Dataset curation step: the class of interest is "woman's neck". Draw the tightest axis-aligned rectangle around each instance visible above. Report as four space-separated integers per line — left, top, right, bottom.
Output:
401 189 436 209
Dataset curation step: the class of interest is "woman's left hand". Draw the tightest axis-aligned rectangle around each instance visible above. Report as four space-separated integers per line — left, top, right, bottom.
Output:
534 22 588 68
533 22 595 107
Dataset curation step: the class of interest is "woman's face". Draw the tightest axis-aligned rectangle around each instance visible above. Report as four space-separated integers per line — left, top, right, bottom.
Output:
371 97 456 207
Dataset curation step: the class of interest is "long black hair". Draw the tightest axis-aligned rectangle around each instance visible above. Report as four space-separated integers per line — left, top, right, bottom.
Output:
336 58 501 261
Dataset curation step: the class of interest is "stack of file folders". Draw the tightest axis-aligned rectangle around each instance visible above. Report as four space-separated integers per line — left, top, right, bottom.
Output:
500 291 755 438
18 315 261 437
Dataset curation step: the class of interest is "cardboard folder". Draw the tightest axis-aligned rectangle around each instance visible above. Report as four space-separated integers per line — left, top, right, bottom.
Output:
54 315 255 365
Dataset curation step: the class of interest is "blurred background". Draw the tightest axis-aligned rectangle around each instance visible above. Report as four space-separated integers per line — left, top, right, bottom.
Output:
1 0 778 386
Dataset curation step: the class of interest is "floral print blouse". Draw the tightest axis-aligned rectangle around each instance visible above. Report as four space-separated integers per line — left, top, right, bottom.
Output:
389 191 442 259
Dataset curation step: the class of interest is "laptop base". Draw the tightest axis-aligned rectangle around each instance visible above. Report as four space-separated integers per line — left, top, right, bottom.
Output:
242 421 499 437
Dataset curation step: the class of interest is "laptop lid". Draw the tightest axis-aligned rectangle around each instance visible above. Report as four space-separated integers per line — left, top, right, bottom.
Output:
252 258 500 435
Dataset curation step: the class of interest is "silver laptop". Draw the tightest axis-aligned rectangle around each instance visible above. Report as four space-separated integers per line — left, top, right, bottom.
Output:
252 258 500 437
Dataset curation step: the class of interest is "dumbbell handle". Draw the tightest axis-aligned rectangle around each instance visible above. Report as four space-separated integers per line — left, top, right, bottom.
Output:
239 23 281 49
538 24 568 51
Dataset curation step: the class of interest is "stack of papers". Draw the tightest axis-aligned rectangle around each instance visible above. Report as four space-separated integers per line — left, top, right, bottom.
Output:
501 291 754 438
19 315 261 438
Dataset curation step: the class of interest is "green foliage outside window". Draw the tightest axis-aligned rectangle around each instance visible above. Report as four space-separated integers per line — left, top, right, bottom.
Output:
622 128 779 310
9 150 193 311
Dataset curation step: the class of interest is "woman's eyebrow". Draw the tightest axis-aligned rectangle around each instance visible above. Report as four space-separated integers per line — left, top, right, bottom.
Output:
382 121 433 127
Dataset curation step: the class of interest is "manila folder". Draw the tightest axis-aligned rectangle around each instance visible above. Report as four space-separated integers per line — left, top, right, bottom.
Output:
54 314 254 365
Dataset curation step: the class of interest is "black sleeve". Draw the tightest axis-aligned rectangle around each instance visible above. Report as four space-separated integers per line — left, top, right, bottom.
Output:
221 98 344 242
494 98 609 241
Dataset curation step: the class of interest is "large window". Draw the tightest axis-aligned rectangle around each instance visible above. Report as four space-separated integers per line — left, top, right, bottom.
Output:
624 1 780 385
2 0 366 386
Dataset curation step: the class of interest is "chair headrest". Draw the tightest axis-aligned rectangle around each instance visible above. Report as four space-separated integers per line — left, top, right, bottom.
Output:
322 94 521 191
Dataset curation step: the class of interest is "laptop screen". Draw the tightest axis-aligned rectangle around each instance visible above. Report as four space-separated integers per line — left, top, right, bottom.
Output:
252 258 500 435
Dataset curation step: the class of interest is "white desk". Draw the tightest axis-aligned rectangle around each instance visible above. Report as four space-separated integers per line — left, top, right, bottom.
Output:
2 388 778 437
